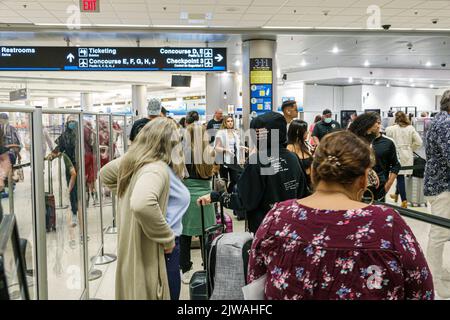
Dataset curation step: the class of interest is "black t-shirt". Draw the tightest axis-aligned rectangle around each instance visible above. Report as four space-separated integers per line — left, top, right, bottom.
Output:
129 118 150 142
236 148 309 233
206 118 223 143
312 120 341 141
372 135 401 185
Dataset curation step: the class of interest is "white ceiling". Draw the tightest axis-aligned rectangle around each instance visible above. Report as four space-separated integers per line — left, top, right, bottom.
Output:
2 0 450 105
2 0 450 29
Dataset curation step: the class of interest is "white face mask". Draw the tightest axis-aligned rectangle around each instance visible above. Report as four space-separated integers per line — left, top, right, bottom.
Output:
324 118 332 124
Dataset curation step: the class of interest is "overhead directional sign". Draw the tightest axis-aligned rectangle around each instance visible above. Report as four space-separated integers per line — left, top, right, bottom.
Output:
0 47 227 72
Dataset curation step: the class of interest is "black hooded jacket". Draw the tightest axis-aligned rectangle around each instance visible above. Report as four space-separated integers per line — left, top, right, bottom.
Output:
236 112 309 233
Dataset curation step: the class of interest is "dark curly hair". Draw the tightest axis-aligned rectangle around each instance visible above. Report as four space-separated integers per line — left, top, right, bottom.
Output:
348 112 380 143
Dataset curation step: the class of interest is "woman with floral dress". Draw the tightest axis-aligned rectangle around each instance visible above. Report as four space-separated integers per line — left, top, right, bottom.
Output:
248 130 434 300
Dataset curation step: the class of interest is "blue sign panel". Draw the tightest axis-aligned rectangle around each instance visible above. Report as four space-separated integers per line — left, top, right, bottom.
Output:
250 84 272 113
0 47 227 72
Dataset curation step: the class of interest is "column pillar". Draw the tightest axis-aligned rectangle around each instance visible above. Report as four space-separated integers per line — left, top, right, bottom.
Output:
80 92 93 112
242 39 277 130
131 85 147 118
205 72 240 119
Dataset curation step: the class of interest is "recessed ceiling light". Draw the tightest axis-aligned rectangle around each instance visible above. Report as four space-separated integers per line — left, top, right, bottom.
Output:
332 46 339 54
411 83 416 87
386 83 390 87
348 77 353 83
430 84 434 88
409 78 414 83
426 61 432 67
314 83 318 86
364 60 370 67
300 59 307 67
375 81 380 85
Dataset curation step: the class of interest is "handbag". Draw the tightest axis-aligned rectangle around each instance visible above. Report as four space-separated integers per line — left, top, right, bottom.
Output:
412 152 426 178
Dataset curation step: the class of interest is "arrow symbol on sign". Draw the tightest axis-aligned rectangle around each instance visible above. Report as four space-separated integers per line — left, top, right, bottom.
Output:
67 53 75 63
214 54 223 62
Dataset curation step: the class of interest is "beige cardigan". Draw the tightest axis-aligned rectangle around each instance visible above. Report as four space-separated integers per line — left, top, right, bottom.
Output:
100 159 175 300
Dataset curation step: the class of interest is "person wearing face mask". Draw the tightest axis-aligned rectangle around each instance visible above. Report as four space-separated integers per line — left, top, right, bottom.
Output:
349 112 401 202
312 109 341 145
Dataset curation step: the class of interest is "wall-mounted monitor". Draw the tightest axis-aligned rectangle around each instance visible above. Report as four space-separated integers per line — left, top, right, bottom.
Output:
171 75 191 87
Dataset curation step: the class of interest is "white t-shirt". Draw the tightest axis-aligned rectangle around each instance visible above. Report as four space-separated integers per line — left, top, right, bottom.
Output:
214 129 240 164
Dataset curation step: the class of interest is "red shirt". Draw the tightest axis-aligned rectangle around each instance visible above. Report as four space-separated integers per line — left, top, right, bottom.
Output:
248 199 434 300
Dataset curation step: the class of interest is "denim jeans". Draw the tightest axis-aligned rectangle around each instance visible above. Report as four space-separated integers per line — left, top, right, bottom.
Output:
395 174 407 201
165 237 180 300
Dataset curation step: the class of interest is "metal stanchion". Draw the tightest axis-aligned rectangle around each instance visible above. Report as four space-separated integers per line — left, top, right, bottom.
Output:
91 114 116 265
55 156 68 210
105 114 117 235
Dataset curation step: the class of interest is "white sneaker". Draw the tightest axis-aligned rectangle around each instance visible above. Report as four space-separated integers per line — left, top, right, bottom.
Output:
181 270 194 285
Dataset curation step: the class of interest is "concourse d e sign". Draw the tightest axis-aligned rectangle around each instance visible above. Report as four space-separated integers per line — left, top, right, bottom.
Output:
0 46 227 72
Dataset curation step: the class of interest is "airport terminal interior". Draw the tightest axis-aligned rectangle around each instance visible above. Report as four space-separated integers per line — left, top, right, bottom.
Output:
0 0 449 301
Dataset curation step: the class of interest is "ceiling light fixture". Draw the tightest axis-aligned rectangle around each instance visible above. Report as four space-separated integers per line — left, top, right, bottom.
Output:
386 83 390 87
364 60 370 67
411 83 416 87
348 77 353 83
426 61 432 67
409 78 414 83
300 60 307 67
430 84 434 88
332 46 339 54
375 81 380 85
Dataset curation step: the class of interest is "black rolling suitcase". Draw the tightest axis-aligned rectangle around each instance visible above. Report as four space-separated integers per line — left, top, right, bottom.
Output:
189 204 224 300
45 159 56 232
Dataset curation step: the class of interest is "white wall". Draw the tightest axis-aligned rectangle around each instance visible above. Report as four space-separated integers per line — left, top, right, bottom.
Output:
361 86 443 112
303 85 343 111
343 85 363 110
277 84 303 109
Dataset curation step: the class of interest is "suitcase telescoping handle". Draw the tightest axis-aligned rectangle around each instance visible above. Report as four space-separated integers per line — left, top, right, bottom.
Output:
47 158 53 194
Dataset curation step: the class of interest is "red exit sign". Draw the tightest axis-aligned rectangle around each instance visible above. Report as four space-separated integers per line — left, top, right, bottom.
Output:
80 0 100 12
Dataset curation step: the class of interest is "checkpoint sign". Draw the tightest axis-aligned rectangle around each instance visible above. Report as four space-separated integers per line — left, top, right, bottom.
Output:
0 47 227 72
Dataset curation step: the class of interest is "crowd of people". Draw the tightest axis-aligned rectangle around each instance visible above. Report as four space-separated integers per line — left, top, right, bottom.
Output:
95 93 450 301
1 92 447 300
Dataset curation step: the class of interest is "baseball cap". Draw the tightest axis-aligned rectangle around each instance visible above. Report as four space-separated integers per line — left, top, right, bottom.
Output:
322 109 332 116
147 98 162 116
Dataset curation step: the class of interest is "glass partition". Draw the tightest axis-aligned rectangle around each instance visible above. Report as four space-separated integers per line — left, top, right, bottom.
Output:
112 115 126 157
98 115 114 232
0 109 36 299
82 115 103 289
43 112 86 300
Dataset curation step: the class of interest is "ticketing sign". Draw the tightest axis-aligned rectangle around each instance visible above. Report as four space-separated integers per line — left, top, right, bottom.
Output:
0 47 227 71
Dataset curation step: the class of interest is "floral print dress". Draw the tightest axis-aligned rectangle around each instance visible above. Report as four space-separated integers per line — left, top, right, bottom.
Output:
248 199 434 300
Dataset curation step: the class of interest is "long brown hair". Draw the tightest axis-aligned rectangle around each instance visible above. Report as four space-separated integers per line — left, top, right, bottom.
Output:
394 111 411 127
117 118 184 197
185 124 214 179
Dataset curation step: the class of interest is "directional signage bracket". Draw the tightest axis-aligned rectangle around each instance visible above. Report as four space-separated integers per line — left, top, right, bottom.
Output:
0 46 227 72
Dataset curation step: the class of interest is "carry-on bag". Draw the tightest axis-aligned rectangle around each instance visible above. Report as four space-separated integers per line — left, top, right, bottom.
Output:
45 159 56 232
405 176 427 207
189 204 223 300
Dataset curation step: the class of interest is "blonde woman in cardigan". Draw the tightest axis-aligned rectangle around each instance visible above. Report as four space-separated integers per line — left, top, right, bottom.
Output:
100 118 185 300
